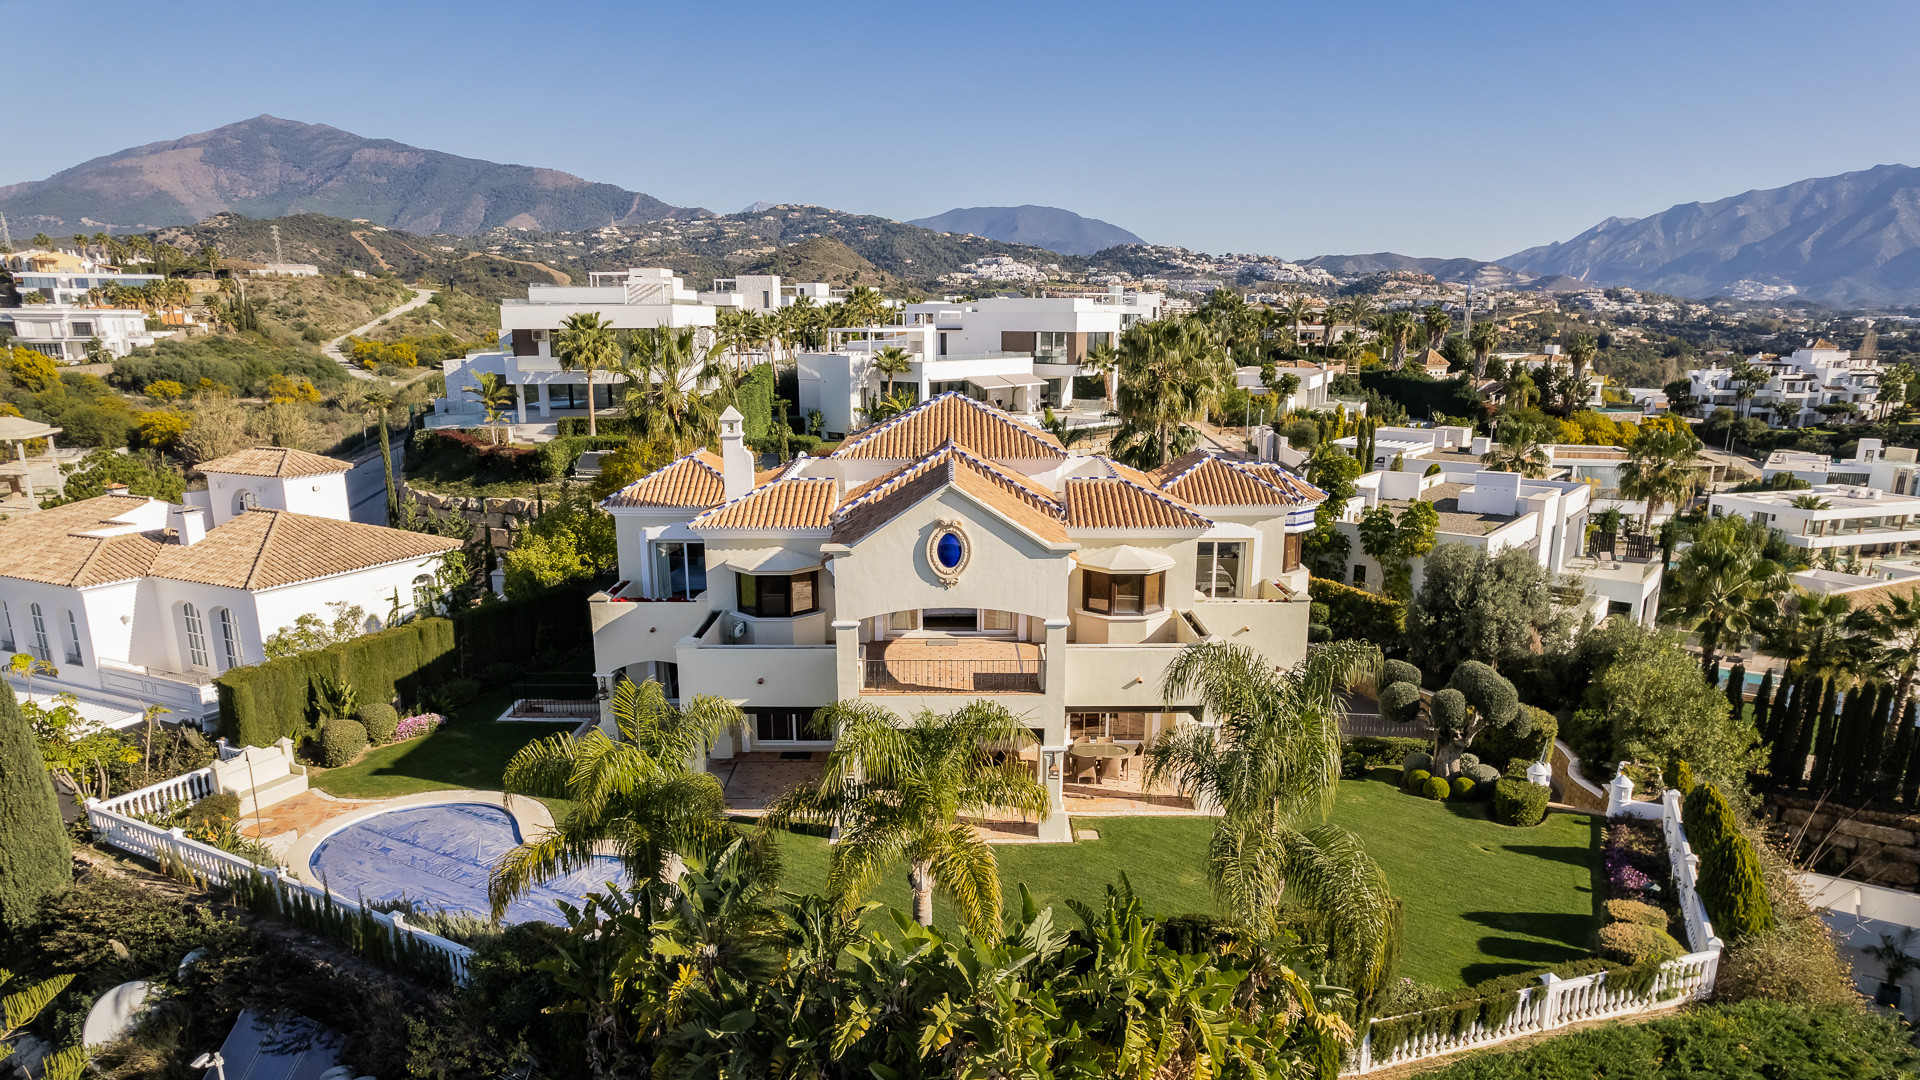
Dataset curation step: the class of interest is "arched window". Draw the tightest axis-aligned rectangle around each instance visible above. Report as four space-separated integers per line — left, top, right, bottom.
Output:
232 489 258 516
29 603 50 663
182 603 208 670
215 608 240 670
364 615 382 634
62 608 82 665
412 574 435 615
0 600 13 652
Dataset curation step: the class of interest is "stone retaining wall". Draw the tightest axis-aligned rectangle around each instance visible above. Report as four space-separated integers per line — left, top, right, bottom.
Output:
1763 791 1920 888
399 484 534 549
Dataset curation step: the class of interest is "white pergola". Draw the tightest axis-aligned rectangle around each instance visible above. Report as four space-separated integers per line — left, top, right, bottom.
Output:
0 414 62 503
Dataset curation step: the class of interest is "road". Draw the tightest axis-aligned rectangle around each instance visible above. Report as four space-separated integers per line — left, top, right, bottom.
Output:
345 437 407 525
323 287 436 380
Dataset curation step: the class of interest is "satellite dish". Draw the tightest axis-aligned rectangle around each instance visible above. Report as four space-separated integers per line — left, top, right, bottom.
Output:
83 980 155 1048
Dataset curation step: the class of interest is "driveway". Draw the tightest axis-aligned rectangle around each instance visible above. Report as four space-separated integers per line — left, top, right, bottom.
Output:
323 288 436 380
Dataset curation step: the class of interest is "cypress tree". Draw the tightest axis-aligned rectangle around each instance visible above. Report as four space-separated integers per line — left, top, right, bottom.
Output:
1751 669 1775 744
1793 679 1833 790
1868 683 1897 799
1770 676 1809 786
0 682 70 928
1902 700 1920 809
1725 662 1747 716
1811 682 1844 792
1706 661 1722 689
1833 685 1864 799
1891 697 1918 803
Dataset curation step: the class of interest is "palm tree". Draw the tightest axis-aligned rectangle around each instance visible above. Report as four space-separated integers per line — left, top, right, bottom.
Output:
1617 427 1702 533
870 344 913 401
555 311 620 437
1563 333 1597 413
623 326 728 452
1661 516 1787 677
1373 310 1415 370
1469 321 1500 379
762 699 1049 936
1481 416 1551 477
1852 593 1920 733
490 678 742 917
199 244 221 276
1282 295 1313 351
1108 318 1233 469
464 370 517 445
1790 494 1832 510
1421 304 1452 354
29 232 52 251
839 286 888 327
1763 591 1868 686
1143 640 1397 1004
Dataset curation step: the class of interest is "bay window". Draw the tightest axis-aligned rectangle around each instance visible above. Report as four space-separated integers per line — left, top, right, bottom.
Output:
1082 570 1164 616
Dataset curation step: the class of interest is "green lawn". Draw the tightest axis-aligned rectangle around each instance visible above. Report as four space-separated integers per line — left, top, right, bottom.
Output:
312 688 576 799
773 770 1599 988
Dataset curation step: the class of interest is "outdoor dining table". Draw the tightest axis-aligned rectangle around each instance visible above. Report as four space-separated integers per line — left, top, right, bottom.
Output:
1068 742 1131 783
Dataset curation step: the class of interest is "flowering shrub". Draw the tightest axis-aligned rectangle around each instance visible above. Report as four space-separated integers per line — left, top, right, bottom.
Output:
393 713 447 741
1604 821 1671 907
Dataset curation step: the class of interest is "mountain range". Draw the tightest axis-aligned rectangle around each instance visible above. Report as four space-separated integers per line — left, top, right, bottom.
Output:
907 205 1144 256
0 115 707 235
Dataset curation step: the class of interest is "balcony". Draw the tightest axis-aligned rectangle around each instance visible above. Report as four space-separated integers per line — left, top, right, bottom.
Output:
861 639 1044 694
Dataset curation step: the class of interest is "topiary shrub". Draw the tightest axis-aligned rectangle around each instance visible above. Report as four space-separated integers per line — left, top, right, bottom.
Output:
1401 750 1433 775
1605 899 1670 929
1421 776 1449 800
1380 681 1424 725
356 702 400 745
184 791 241 829
1405 768 1432 792
1598 922 1683 966
1457 753 1480 770
1381 659 1423 691
1493 776 1549 826
1464 762 1501 787
1684 781 1775 941
317 718 369 768
1450 776 1475 800
1429 688 1468 739
1342 751 1366 778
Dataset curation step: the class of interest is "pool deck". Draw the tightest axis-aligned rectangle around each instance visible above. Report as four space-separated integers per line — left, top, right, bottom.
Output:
276 789 556 886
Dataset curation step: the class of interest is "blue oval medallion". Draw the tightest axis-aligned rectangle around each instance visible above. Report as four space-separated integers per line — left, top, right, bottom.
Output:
935 531 964 570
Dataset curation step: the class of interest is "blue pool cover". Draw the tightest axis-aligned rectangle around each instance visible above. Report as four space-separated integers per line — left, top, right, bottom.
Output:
307 803 630 925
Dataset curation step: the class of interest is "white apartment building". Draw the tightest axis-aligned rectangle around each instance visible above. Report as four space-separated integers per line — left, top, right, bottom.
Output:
1760 439 1920 495
1339 466 1664 626
700 275 846 312
590 393 1323 840
1709 482 1920 560
0 304 156 360
897 289 1166 402
1682 341 1882 427
797 323 1047 437
0 447 460 728
10 269 166 304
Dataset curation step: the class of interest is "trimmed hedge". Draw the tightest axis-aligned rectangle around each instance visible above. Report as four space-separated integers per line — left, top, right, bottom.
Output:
1309 575 1406 644
1492 777 1550 826
216 586 593 746
1421 776 1450 800
1450 776 1476 799
1405 768 1432 792
1469 705 1558 775
1598 921 1683 965
1604 898 1670 928
1344 736 1430 768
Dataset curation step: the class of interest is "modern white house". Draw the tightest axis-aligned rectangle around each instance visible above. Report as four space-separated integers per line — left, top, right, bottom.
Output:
0 304 156 360
589 393 1323 839
1708 482 1920 561
699 275 846 312
1760 439 1920 495
895 289 1166 410
796 323 1050 437
9 268 166 304
1681 341 1883 427
1235 359 1335 414
1338 465 1665 626
0 447 460 729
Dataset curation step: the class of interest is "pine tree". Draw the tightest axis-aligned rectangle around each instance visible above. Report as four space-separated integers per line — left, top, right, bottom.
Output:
1751 669 1775 746
1725 662 1747 716
0 682 70 928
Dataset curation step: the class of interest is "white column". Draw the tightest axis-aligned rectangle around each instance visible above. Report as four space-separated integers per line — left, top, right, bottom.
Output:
514 384 527 425
537 383 551 418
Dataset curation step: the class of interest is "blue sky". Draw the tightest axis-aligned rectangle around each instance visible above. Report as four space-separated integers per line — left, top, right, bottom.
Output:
4 0 1916 260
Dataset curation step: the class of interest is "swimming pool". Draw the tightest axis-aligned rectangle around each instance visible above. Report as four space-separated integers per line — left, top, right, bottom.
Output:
307 803 629 925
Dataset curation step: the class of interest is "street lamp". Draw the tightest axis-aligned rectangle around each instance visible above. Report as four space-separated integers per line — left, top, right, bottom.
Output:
191 1052 226 1080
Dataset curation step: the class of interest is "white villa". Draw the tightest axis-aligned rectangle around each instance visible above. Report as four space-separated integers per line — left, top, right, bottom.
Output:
589 392 1322 840
0 304 157 360
700 275 846 312
1760 439 1920 496
1709 482 1920 561
1681 340 1883 427
9 268 166 305
0 447 460 728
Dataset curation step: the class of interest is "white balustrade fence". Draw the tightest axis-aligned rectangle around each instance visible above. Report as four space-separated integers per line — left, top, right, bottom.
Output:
85 756 474 985
1345 767 1721 1074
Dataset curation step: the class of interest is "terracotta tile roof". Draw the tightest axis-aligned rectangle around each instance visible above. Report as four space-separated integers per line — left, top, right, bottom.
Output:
0 494 168 587
832 392 1066 461
1237 462 1328 503
1150 452 1324 507
832 442 1067 545
692 477 840 532
148 510 461 590
1063 477 1211 530
601 450 725 508
193 446 351 478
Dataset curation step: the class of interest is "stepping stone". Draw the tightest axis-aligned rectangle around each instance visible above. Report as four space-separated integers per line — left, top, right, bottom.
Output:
1076 829 1100 841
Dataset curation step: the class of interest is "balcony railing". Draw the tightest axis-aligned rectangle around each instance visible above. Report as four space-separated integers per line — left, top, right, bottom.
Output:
862 659 1043 694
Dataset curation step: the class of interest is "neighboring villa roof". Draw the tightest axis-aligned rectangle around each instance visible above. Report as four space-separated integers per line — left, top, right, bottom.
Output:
147 509 461 590
1412 348 1451 370
194 446 352 478
0 496 458 590
1810 338 1839 350
692 476 840 531
832 442 1068 545
1062 476 1211 530
602 450 726 509
832 392 1066 461
1150 452 1325 507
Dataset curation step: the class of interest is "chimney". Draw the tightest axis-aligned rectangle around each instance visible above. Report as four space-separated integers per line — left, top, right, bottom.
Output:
169 505 207 547
1471 436 1491 456
105 482 130 496
718 405 752 501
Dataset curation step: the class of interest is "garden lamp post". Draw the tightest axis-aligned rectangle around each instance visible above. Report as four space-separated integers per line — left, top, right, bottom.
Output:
191 1052 227 1080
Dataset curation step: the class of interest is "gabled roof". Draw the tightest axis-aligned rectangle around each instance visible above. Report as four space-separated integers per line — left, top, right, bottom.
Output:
832 441 1067 545
148 510 460 590
0 494 168 587
1811 338 1840 350
1063 477 1211 530
194 446 351 478
691 476 840 532
601 450 726 509
1149 452 1326 508
832 392 1066 461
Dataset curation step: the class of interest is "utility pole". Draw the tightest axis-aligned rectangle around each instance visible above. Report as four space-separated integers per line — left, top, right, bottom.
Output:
270 224 284 264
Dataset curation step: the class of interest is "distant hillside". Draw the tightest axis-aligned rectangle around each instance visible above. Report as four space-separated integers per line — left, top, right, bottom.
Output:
760 237 900 290
909 205 1143 256
1502 164 1920 305
0 114 706 235
1302 252 1538 290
